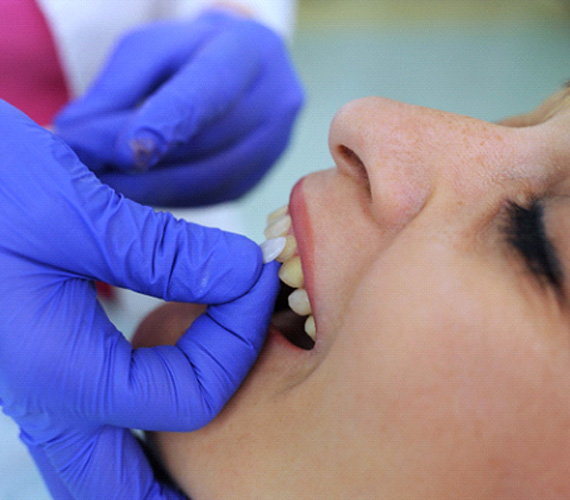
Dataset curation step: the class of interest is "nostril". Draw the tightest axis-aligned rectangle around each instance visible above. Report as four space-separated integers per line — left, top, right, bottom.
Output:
338 145 364 168
337 145 370 189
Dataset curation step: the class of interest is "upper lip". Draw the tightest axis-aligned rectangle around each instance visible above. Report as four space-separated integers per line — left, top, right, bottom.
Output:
288 177 317 330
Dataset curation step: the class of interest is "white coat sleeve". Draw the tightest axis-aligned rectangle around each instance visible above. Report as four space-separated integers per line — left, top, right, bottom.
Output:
36 0 296 97
159 0 297 40
35 0 159 97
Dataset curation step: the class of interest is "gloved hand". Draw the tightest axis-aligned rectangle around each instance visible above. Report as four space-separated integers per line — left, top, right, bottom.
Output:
54 9 304 207
0 100 280 499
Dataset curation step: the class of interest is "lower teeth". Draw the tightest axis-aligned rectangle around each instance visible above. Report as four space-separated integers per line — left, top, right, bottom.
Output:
272 310 315 350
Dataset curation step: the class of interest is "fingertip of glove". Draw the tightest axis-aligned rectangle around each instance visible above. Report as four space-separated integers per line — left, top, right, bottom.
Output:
113 129 166 171
225 232 269 297
259 260 281 296
231 233 264 282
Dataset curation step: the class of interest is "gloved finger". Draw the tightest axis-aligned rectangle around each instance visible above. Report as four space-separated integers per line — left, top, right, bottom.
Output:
56 29 195 121
54 111 131 173
55 12 234 123
83 194 264 304
159 93 264 161
100 117 294 206
32 427 188 500
63 262 278 432
26 442 75 500
0 107 263 304
112 21 270 170
172 261 280 429
155 73 285 162
154 39 304 164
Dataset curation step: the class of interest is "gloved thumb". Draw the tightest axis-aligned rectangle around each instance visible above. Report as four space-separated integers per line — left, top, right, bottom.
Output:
67 164 264 304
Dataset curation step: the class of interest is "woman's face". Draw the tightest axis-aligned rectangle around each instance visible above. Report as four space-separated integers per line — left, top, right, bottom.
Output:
140 90 570 499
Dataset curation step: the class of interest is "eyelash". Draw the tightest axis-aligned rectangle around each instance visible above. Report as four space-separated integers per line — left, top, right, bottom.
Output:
504 200 564 291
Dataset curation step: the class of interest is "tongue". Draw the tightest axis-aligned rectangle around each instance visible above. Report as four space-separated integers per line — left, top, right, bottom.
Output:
271 309 315 350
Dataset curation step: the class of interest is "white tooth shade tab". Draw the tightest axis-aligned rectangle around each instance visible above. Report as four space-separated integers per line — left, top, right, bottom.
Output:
276 235 297 263
278 256 304 289
267 205 289 225
288 288 312 316
264 214 291 239
260 237 287 264
304 315 316 341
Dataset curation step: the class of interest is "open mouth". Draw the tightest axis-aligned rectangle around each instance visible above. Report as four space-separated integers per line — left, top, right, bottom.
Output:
271 283 315 350
264 205 316 351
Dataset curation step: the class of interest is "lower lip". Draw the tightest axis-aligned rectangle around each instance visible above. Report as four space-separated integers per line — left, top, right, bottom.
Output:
253 324 315 386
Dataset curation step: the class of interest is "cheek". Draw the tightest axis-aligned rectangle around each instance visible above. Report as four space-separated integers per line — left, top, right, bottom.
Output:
325 250 570 490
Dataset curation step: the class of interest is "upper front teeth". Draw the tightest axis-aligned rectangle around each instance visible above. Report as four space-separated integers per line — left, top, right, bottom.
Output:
264 214 291 240
288 288 311 316
262 205 316 342
278 256 304 289
267 205 289 224
276 235 297 262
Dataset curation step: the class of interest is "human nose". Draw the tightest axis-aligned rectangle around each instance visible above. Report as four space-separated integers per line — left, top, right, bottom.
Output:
328 97 525 230
328 97 437 230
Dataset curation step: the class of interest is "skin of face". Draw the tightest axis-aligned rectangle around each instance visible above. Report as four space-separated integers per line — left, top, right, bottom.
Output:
133 87 570 499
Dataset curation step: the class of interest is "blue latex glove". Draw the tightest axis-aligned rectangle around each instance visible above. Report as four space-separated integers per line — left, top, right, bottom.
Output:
54 9 304 207
0 100 280 499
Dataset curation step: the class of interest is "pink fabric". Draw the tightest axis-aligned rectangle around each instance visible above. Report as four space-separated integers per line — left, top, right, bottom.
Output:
0 0 69 124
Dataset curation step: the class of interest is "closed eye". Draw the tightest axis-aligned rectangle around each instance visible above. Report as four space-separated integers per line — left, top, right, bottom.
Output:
503 200 564 293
